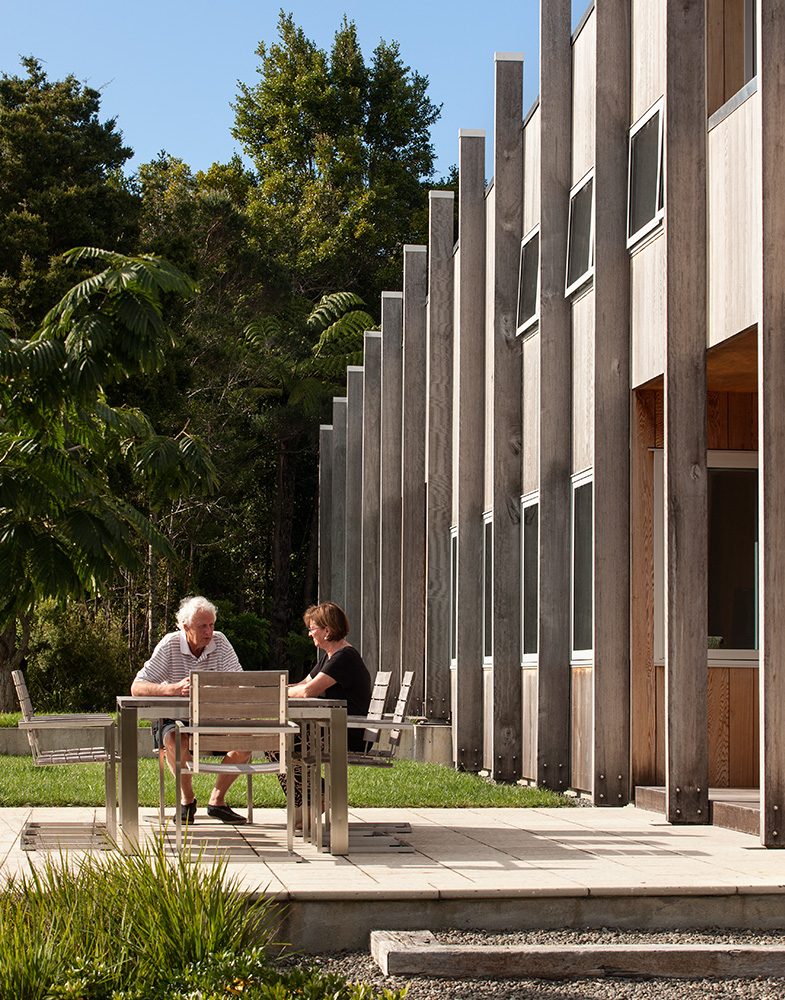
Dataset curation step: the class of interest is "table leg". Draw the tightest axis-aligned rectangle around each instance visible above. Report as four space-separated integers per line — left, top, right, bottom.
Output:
118 705 139 850
329 707 348 855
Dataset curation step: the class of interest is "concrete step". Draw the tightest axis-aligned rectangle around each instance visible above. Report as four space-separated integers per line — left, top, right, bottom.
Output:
371 930 785 980
635 786 760 837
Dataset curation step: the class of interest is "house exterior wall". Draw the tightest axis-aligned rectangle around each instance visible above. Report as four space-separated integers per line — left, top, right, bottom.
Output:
318 0 785 845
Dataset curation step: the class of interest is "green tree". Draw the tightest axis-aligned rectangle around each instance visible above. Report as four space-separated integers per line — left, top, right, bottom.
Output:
232 12 441 303
0 248 217 709
0 57 139 327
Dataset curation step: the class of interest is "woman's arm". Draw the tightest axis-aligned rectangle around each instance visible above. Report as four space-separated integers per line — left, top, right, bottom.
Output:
288 671 336 699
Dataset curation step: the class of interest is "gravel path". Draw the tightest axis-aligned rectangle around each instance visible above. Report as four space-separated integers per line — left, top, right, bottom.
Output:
287 929 785 1000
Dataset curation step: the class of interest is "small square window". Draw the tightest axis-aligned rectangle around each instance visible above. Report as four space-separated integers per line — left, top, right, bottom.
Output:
516 229 540 335
565 174 594 296
627 103 664 246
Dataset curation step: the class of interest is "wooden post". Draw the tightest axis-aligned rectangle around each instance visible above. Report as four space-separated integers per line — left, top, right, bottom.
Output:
379 293 404 679
330 397 347 610
537 0 572 791
361 332 382 675
318 424 333 603
592 0 631 807
454 129 486 771
664 0 709 825
758 0 785 847
400 246 428 710
491 53 524 783
425 191 455 722
344 366 364 647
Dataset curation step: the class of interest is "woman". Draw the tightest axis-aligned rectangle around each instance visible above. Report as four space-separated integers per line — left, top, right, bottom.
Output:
288 602 372 751
284 602 371 826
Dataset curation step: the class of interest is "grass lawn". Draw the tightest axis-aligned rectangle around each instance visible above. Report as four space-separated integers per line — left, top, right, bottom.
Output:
0 756 573 809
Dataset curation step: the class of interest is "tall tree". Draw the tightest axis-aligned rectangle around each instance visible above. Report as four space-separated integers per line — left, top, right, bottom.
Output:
0 249 216 709
232 13 441 303
0 58 138 327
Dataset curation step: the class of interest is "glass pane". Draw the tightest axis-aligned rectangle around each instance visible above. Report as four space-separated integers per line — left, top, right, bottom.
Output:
629 112 660 238
517 233 539 329
707 469 758 649
523 503 539 655
567 178 593 288
573 483 593 652
483 521 493 658
450 532 457 661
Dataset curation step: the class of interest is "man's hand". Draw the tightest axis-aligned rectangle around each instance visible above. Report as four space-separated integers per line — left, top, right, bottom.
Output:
170 676 190 696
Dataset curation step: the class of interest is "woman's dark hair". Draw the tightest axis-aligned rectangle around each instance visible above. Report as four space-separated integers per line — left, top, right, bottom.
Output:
303 602 349 641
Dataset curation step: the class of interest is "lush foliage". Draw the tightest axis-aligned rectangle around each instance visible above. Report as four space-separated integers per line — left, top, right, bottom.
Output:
0 58 138 326
233 12 441 303
0 249 216 632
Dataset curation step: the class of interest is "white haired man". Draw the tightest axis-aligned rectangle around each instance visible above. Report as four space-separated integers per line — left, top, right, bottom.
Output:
131 595 250 824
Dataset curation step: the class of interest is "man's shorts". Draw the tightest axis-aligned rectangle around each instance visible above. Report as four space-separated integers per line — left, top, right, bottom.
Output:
152 719 225 756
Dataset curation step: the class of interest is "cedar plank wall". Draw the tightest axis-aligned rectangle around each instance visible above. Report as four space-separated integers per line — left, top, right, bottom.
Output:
632 388 759 788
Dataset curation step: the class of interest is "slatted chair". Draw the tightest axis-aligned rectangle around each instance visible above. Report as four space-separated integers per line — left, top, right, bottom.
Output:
173 670 298 853
12 670 117 840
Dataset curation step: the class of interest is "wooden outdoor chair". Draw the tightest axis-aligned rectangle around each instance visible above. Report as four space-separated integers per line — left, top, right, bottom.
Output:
12 670 117 841
347 670 415 766
173 670 298 853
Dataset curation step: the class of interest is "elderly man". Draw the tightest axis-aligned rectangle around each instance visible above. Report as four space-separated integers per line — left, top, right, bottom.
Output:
131 595 249 824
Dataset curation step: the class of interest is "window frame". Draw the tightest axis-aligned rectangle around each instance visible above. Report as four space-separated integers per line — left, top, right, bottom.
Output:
449 526 458 667
516 226 540 337
565 170 595 298
570 470 594 663
520 491 539 665
626 99 665 249
482 512 493 666
653 449 759 667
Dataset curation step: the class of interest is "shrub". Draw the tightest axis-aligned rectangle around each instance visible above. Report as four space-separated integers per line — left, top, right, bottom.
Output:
25 600 133 712
214 601 271 668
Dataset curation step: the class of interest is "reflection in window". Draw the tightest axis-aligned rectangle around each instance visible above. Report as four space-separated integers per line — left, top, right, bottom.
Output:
522 502 539 656
628 107 664 244
483 519 493 660
566 175 594 294
708 468 758 649
516 230 540 334
450 530 457 662
572 482 593 654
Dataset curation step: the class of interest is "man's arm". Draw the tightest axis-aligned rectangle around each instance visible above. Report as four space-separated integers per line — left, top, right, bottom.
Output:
130 676 190 697
288 671 336 699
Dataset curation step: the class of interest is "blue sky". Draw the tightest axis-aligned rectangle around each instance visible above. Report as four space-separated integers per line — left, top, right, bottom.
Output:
1 1 584 180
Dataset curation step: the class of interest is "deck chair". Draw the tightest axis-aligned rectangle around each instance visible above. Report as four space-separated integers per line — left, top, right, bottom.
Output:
12 670 117 840
173 670 298 853
347 670 415 766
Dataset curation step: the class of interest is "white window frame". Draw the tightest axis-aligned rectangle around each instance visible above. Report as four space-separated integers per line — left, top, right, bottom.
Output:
483 512 493 667
653 449 758 667
449 526 458 667
516 226 540 337
570 470 594 663
520 491 539 666
626 99 664 249
565 170 595 298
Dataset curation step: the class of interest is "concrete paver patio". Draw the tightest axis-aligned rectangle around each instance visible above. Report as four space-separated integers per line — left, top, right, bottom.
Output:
1 803 782 951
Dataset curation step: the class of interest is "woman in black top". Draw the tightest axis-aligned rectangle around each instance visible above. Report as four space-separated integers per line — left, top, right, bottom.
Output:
288 602 372 752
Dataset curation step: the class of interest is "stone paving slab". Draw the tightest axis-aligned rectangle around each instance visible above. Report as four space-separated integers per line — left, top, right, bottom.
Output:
2 803 784 951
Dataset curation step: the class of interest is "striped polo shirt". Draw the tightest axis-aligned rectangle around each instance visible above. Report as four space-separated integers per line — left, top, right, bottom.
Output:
134 630 242 685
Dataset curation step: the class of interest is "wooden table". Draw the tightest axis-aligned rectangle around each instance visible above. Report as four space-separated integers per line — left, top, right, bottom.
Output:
115 695 349 855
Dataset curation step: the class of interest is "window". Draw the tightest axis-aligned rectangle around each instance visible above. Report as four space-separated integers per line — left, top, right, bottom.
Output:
565 173 594 296
521 495 539 659
572 475 593 657
627 103 664 246
653 450 758 663
516 228 540 335
449 528 458 664
483 515 493 662
707 0 758 117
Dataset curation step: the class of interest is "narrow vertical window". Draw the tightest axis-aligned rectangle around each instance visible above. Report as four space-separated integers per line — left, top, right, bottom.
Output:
572 479 593 655
449 528 458 663
565 173 594 295
516 228 540 335
627 103 664 246
483 517 493 661
521 498 539 657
